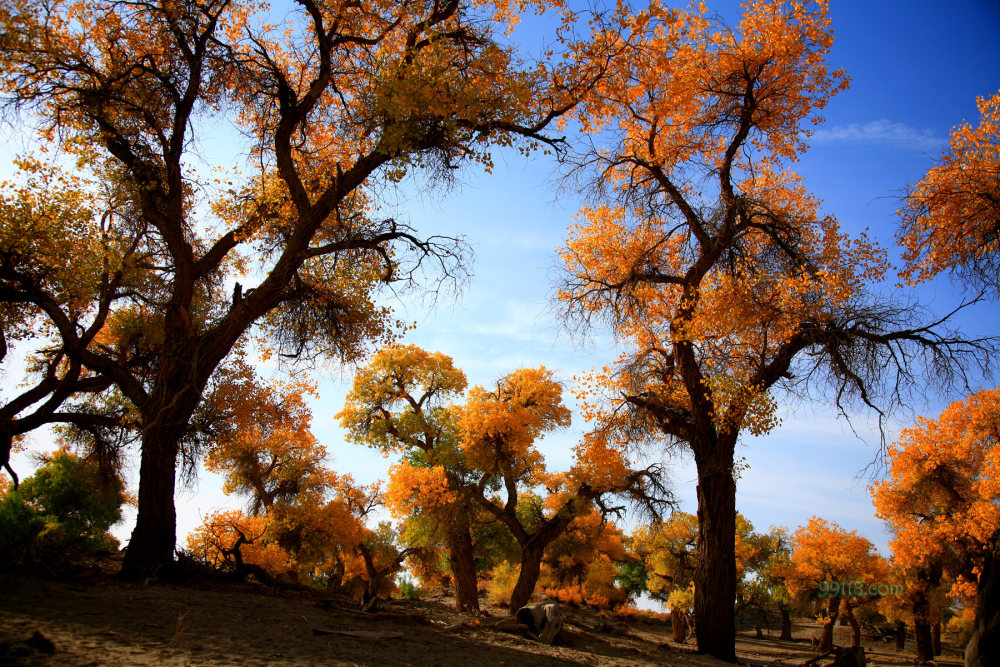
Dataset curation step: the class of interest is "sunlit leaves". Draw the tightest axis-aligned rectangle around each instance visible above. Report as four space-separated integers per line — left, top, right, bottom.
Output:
459 366 570 483
899 91 1000 294
871 388 1000 582
784 516 886 602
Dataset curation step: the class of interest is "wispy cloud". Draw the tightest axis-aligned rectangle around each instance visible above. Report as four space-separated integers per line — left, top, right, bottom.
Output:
812 119 946 153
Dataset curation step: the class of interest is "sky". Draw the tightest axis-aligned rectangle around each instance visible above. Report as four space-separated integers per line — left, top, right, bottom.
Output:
6 0 1000 574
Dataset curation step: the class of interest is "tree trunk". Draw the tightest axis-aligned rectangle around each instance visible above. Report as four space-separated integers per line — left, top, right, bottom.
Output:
780 608 793 641
509 542 545 613
693 451 738 662
915 618 933 665
912 581 936 665
933 621 942 656
966 527 1000 667
119 317 211 582
846 606 861 647
120 424 183 580
820 596 840 653
895 620 906 652
672 609 688 642
444 504 479 613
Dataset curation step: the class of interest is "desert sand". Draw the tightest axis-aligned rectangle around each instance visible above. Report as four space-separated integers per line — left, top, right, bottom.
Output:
0 571 966 666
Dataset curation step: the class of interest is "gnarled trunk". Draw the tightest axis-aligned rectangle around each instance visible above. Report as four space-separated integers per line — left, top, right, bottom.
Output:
846 606 861 647
509 542 545 612
444 504 479 613
119 309 212 581
693 447 737 662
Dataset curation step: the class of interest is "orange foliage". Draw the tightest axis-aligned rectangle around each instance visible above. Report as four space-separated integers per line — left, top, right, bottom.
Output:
784 517 887 602
539 507 628 609
870 388 1000 633
188 367 380 585
871 388 1000 571
899 91 1000 293
384 461 457 519
186 510 293 578
459 366 570 483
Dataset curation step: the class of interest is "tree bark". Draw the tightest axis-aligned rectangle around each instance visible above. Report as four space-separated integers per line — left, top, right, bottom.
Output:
444 504 479 613
693 450 738 662
915 618 933 665
120 421 184 580
672 609 688 642
895 620 906 652
846 606 861 647
509 542 545 612
966 528 1000 667
933 621 942 656
820 596 840 653
780 608 793 641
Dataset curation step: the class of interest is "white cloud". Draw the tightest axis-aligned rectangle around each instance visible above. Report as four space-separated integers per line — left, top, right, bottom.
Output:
811 119 946 153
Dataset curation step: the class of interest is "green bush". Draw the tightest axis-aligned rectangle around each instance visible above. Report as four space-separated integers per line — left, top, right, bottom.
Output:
396 575 424 600
0 451 125 567
0 488 46 564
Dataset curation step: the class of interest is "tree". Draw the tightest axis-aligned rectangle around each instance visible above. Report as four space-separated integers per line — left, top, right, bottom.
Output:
899 91 1000 296
342 346 672 612
187 367 383 587
558 1 995 659
458 367 671 612
871 388 1000 664
0 0 586 579
338 344 480 611
784 517 887 652
630 511 698 606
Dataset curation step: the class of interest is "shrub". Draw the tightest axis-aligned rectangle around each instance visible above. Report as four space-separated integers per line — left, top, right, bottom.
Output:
486 561 520 606
396 575 424 600
0 451 125 567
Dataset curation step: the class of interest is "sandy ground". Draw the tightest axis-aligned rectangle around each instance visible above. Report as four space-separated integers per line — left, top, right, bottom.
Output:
0 572 968 666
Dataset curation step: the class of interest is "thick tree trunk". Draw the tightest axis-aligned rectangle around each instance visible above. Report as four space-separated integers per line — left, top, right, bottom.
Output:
120 424 183 580
895 620 906 652
915 618 934 665
119 311 212 582
693 452 738 662
780 608 793 641
933 622 942 656
967 528 1000 667
820 596 840 653
912 582 935 665
509 542 545 613
444 504 479 613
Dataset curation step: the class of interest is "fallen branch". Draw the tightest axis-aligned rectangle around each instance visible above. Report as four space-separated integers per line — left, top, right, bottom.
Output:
311 628 404 639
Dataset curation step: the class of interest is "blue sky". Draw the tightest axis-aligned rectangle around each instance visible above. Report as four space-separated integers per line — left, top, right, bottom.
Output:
7 1 1000 565
288 0 999 555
